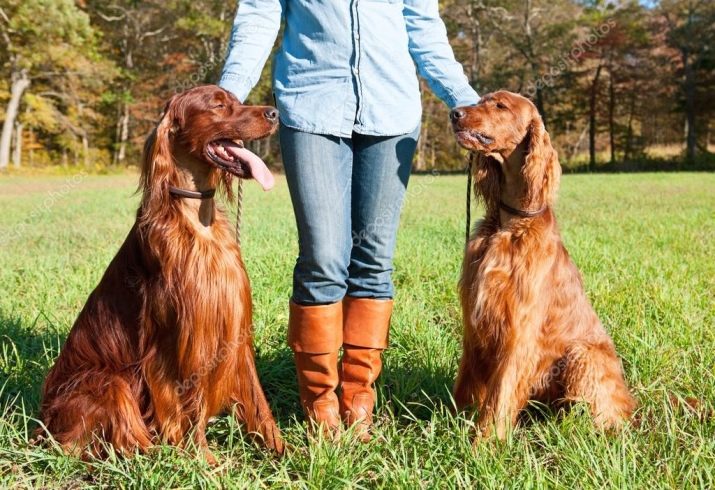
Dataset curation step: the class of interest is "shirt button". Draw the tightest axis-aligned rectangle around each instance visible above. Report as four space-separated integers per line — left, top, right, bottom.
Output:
353 67 359 75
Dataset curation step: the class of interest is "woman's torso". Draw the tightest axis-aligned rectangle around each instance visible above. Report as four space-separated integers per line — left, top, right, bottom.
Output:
274 0 421 137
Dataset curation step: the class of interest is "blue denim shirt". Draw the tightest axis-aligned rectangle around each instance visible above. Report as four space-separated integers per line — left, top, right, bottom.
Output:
219 0 480 137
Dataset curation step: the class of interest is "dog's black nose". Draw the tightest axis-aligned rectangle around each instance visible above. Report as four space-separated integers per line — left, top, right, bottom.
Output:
264 108 279 121
450 108 466 122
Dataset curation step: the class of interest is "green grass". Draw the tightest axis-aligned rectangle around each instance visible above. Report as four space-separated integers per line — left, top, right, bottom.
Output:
1 172 714 488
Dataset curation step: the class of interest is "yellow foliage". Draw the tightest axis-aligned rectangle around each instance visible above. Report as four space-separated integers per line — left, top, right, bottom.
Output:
21 94 60 132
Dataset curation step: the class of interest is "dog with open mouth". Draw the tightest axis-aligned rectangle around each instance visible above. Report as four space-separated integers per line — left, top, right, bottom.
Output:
451 91 635 439
38 85 283 461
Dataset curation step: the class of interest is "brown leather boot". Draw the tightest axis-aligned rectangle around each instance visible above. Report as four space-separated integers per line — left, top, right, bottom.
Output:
340 296 393 441
288 301 342 435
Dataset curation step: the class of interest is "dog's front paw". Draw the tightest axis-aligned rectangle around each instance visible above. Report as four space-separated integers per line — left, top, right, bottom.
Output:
258 419 284 456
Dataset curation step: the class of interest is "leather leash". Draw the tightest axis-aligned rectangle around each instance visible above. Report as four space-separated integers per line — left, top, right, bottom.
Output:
235 178 244 245
465 153 473 243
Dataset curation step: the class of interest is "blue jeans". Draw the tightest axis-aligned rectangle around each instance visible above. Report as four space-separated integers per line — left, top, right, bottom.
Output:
280 124 419 305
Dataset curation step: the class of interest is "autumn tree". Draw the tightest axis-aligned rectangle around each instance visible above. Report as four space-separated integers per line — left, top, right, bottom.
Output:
659 0 715 161
0 0 113 169
1 0 712 171
83 0 174 165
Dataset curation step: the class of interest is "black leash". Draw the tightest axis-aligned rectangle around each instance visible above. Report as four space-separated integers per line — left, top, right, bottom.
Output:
465 153 474 243
463 153 547 243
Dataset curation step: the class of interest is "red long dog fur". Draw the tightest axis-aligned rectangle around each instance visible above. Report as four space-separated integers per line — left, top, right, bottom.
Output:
38 86 283 460
451 91 635 438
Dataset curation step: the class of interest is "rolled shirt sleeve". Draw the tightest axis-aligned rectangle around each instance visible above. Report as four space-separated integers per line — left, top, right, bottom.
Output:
403 0 480 108
219 0 284 102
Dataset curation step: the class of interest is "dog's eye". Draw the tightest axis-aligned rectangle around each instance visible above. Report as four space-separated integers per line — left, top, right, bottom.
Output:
212 104 226 110
496 102 508 110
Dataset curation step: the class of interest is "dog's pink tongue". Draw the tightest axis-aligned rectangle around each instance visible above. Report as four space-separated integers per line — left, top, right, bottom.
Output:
231 147 275 191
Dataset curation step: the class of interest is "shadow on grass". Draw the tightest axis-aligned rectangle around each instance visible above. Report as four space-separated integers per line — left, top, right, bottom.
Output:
382 356 568 430
253 345 302 427
251 345 460 428
0 309 303 436
380 360 457 422
0 311 59 412
1 311 463 438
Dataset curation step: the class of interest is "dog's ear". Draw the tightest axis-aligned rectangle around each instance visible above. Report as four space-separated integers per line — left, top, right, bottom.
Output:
523 115 561 207
160 95 187 135
139 96 179 209
474 152 502 212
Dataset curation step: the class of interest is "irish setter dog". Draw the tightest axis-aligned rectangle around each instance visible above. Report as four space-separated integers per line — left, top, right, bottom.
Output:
450 91 635 439
38 85 283 461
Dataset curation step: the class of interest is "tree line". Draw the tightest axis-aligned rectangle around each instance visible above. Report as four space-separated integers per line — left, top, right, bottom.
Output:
0 0 713 172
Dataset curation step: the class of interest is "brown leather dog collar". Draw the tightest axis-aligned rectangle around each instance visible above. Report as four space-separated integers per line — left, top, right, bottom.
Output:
168 186 216 199
499 200 547 218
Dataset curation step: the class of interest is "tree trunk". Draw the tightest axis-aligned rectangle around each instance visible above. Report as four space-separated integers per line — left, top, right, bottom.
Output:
524 0 546 125
681 48 697 161
534 77 546 126
0 71 30 170
265 136 272 161
29 128 35 166
467 0 483 87
608 68 616 164
624 90 636 162
82 131 90 168
415 123 428 171
589 63 603 171
13 121 23 167
114 102 130 165
568 125 589 164
114 44 135 166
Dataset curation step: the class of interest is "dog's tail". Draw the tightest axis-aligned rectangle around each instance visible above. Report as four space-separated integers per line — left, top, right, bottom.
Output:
38 371 152 458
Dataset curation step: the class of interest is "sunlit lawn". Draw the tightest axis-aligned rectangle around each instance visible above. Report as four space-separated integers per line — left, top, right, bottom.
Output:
1 171 713 488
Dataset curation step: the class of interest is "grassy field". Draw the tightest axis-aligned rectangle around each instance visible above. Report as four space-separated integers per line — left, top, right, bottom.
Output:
0 171 714 488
